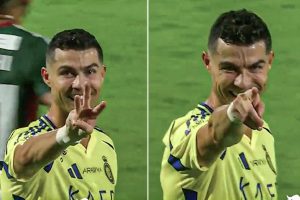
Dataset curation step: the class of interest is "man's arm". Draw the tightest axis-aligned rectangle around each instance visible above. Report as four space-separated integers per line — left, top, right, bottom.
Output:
196 87 264 167
13 84 105 179
13 130 64 179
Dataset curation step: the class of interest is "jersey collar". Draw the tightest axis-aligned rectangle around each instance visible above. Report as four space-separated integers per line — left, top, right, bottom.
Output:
197 102 214 114
0 20 14 28
41 115 57 130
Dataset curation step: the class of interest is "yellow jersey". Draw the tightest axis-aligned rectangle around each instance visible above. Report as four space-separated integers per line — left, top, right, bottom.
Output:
0 115 117 200
161 103 277 200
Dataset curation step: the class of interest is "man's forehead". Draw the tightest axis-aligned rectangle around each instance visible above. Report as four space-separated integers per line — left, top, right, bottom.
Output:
53 48 100 61
213 39 268 59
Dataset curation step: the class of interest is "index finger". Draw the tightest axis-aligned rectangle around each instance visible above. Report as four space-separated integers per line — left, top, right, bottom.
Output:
83 82 91 109
244 87 259 102
74 95 81 114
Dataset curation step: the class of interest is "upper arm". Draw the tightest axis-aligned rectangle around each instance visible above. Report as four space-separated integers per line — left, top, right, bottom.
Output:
165 111 210 171
3 128 29 179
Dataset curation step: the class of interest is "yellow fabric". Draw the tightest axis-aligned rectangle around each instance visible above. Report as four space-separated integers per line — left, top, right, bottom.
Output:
161 103 277 200
0 115 117 200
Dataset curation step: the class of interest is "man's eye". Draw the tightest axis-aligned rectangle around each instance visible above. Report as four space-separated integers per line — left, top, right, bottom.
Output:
87 68 97 74
60 71 75 77
250 65 263 72
221 66 236 72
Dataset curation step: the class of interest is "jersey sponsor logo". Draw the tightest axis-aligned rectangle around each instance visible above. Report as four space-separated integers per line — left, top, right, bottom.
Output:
239 176 276 200
238 149 276 174
249 158 266 167
103 156 114 184
287 195 300 200
0 34 22 51
0 54 13 71
83 167 102 174
68 185 114 200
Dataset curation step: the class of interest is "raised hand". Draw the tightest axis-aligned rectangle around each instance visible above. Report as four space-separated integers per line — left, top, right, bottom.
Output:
227 87 264 130
57 83 106 145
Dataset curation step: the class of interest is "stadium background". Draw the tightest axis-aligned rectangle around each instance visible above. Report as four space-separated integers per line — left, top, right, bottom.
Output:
26 0 146 199
150 0 300 199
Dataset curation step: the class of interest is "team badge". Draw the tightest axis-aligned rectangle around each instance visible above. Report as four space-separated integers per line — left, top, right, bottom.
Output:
262 145 277 175
102 156 114 184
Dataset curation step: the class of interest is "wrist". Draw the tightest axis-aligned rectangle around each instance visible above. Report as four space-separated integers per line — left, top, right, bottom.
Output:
226 102 242 124
55 125 70 146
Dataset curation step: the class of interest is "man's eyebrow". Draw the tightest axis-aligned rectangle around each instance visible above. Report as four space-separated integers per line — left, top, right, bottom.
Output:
219 61 239 68
219 60 266 68
57 64 100 70
57 65 74 70
84 63 100 68
247 60 266 67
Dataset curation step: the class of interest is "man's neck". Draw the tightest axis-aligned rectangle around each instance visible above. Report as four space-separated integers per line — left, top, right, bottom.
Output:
46 105 69 128
205 91 223 110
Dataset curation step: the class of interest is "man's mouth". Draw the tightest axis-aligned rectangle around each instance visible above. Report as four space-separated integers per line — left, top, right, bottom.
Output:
68 94 82 101
229 91 238 98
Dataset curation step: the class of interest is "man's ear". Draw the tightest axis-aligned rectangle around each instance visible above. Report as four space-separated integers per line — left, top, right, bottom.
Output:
100 64 106 78
41 67 51 87
268 51 274 69
202 51 211 71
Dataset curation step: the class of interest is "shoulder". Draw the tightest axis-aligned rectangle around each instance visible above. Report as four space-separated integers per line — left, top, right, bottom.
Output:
163 105 211 146
12 25 49 45
172 104 212 133
7 117 53 145
93 127 115 151
262 120 272 135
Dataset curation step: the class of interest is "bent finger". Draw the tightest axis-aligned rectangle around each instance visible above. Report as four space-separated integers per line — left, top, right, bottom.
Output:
255 101 265 118
73 120 94 134
93 101 106 115
248 108 264 130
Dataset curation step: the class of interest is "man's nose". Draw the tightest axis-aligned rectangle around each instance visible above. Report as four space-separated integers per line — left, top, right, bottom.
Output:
72 74 86 90
234 71 252 89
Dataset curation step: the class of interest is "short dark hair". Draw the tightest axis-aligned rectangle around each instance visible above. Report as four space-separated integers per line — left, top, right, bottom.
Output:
208 9 272 53
46 29 103 64
0 0 29 11
0 0 9 8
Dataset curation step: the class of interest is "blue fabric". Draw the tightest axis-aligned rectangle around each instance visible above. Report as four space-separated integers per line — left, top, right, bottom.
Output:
168 154 188 171
182 188 198 200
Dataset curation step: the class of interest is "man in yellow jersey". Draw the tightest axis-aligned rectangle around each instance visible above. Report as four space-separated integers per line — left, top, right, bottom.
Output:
161 9 277 199
0 29 117 199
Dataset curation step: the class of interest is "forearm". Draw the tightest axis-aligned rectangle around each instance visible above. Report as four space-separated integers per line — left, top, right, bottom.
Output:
13 130 65 179
209 105 245 147
197 105 244 166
